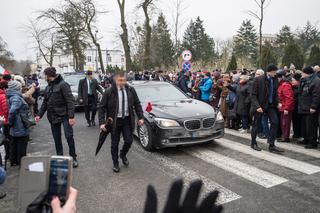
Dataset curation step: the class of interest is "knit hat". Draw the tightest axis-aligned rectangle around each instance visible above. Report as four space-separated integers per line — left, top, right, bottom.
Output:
44 67 57 77
267 64 278 72
302 66 314 75
8 80 22 91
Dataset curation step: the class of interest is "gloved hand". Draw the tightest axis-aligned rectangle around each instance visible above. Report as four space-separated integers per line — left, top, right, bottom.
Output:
143 179 223 213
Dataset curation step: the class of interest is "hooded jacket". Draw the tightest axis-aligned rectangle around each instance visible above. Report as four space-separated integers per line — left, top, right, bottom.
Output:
38 75 75 124
199 77 213 101
0 89 8 125
278 79 294 112
298 73 320 114
6 89 29 137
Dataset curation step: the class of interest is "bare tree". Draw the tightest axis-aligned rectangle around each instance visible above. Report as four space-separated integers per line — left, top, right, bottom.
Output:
171 0 187 49
139 0 156 69
117 0 132 71
24 19 57 67
247 0 271 68
68 0 106 73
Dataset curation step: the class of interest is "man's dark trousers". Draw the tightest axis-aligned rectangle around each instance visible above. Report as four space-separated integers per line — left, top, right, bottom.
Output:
301 113 318 146
111 117 133 164
251 106 279 146
50 119 77 159
84 94 97 123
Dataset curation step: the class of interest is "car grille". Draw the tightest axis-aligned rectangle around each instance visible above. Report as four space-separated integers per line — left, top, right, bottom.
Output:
203 117 215 128
184 119 201 131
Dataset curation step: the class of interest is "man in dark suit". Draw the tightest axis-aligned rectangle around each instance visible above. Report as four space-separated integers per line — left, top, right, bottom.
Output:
99 72 144 173
78 70 104 127
250 64 284 153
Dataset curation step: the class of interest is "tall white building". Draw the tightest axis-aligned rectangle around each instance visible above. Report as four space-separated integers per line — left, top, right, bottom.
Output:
37 48 126 73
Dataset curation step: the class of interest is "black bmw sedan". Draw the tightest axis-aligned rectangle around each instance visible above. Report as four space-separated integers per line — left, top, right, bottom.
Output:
130 81 225 151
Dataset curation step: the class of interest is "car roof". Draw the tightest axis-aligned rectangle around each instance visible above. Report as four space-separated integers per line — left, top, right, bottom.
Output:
128 81 171 87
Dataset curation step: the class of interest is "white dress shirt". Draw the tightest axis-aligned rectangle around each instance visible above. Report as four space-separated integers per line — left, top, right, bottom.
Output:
117 87 129 118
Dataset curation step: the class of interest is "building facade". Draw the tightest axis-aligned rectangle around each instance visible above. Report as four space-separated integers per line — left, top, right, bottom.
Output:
37 49 126 74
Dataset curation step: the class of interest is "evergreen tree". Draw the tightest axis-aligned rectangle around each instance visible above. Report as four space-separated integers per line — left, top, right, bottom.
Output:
151 13 175 69
307 45 320 66
182 17 215 62
234 20 258 65
275 25 294 47
282 41 304 70
227 53 237 72
261 42 277 71
297 21 320 54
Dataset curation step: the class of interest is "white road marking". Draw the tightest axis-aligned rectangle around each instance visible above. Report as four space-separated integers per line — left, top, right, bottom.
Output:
134 145 241 204
184 148 288 188
225 129 320 158
216 138 320 175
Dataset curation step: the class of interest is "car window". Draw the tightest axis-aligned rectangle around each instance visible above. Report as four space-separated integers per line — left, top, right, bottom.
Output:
63 75 82 86
135 84 187 103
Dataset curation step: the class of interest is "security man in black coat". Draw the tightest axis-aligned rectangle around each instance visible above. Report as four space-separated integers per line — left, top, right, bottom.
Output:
78 70 104 127
298 67 320 149
99 72 144 173
36 67 78 168
250 64 284 153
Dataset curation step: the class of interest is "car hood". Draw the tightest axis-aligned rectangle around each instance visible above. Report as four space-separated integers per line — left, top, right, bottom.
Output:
146 99 215 119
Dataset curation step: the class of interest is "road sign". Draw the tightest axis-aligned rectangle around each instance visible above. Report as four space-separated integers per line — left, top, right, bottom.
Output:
182 61 192 72
181 50 192 61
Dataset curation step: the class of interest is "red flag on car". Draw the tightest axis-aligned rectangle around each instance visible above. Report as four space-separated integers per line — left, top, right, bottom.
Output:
145 98 152 113
0 65 9 75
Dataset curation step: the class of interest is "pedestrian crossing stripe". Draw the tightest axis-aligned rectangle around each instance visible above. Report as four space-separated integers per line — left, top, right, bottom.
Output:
184 148 288 188
225 129 320 158
216 138 320 175
134 145 241 204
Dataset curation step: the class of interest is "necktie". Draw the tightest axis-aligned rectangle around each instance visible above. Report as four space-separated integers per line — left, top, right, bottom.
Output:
121 88 125 119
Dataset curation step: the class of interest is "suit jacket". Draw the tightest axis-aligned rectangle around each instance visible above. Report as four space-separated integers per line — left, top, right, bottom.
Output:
250 75 279 114
98 84 144 133
78 78 103 106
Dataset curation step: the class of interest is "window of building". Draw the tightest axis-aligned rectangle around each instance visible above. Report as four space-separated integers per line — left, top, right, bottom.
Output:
121 57 125 63
87 56 92 62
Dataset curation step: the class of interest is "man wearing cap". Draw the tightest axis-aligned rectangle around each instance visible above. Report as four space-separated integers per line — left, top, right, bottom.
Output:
35 67 78 168
298 67 320 149
250 64 284 153
78 70 103 127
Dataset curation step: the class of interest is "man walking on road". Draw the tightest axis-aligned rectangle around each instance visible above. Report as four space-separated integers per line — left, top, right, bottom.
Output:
99 72 144 173
250 64 284 153
35 67 78 168
78 70 103 127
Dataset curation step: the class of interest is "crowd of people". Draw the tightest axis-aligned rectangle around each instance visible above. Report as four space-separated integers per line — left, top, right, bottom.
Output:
169 64 320 151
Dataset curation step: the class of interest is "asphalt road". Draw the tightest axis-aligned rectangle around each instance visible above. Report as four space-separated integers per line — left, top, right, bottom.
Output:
1 111 320 213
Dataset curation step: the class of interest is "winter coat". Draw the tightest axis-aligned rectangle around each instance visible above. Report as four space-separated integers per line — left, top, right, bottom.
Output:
226 83 238 108
278 80 294 112
219 86 229 117
6 89 29 137
78 78 103 106
38 75 75 124
250 75 279 114
0 89 8 125
177 75 189 93
98 84 144 133
199 78 213 101
298 74 320 114
229 83 251 116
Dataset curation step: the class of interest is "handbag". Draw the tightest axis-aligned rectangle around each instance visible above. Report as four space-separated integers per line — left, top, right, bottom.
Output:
20 113 36 129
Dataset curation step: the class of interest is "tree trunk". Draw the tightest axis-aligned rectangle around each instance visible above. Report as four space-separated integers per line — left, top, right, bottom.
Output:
117 0 132 72
142 4 152 69
259 5 263 68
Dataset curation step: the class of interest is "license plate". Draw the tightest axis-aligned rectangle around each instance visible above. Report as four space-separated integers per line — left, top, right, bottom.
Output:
191 130 212 137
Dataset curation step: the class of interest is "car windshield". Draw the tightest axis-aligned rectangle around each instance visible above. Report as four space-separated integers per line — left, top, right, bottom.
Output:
135 84 187 103
63 75 82 86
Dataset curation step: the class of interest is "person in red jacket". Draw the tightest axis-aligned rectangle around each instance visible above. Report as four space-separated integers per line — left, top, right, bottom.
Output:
277 70 294 142
0 80 9 126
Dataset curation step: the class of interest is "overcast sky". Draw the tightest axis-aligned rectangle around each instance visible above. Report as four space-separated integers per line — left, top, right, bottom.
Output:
1 0 320 61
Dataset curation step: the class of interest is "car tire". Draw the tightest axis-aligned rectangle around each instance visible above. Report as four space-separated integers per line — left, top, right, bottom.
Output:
138 122 154 151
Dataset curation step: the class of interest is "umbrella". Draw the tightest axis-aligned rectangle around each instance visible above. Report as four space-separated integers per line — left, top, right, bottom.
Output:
95 118 113 156
0 65 9 75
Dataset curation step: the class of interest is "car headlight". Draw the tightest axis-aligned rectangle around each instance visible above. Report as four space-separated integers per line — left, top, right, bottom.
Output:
216 111 224 121
154 118 180 128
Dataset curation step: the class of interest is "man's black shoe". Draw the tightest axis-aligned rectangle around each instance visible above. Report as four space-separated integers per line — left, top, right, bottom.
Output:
251 144 262 151
0 192 6 200
87 122 92 127
91 120 96 126
121 155 129 166
278 138 290 143
304 144 318 149
73 159 79 168
113 163 120 173
269 146 284 153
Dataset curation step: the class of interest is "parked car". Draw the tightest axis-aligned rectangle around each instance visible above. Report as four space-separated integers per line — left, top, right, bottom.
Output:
130 81 225 151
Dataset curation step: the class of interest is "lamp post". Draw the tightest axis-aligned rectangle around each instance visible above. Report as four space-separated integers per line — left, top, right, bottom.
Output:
95 30 99 72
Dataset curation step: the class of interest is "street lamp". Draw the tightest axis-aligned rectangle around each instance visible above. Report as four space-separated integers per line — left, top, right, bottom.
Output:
95 30 99 72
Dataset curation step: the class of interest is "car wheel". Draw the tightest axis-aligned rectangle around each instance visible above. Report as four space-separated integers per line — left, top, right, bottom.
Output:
138 122 154 151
